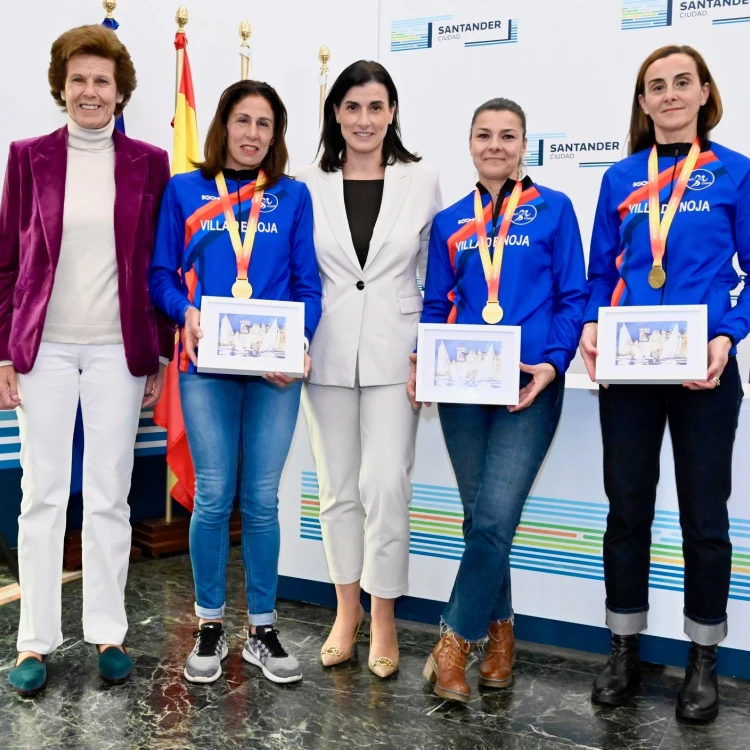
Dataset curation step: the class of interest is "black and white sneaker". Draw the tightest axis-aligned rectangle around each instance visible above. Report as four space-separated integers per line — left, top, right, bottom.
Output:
243 626 302 684
184 623 228 684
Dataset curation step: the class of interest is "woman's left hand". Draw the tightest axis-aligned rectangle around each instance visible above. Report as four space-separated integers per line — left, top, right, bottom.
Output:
508 363 557 413
684 336 732 391
263 354 312 387
142 363 167 408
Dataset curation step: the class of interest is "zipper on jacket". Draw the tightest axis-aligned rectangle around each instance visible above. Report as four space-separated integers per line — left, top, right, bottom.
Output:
234 176 243 234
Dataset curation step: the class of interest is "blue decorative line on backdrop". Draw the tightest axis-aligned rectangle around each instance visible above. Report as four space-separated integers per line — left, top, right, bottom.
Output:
300 472 750 602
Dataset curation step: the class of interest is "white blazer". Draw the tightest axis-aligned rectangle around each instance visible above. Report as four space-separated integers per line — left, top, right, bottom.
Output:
297 160 442 388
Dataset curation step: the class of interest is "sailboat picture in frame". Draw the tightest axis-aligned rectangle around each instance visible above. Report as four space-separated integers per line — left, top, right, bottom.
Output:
197 296 306 377
595 304 708 385
416 323 522 405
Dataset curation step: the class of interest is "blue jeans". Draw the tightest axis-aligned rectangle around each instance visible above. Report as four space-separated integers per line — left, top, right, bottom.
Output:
437 375 564 642
179 372 302 625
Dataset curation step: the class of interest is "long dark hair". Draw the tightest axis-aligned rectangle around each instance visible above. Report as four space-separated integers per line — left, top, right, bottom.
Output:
318 60 420 172
195 79 289 186
628 45 722 154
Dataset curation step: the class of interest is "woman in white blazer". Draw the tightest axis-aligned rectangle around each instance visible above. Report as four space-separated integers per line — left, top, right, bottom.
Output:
297 60 441 678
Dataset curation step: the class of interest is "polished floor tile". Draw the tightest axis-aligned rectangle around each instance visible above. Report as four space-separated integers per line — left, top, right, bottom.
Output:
0 553 748 750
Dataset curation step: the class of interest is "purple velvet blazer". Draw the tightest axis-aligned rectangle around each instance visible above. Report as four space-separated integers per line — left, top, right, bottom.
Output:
0 125 175 376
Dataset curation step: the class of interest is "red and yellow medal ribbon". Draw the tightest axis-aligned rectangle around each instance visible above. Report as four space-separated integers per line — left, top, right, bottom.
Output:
646 138 701 289
473 181 523 323
215 170 267 298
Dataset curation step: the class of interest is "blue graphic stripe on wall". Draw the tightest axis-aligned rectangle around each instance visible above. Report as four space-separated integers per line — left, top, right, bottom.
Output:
300 473 750 601
712 15 750 24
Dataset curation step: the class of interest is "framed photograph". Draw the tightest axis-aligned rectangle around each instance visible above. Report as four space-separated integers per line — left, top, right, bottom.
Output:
197 296 305 378
416 323 522 406
596 304 708 385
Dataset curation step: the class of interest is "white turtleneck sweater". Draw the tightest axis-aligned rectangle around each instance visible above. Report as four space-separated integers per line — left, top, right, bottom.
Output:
41 117 123 345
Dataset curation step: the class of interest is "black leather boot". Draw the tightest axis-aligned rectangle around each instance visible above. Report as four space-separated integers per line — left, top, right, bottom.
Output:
676 643 719 722
591 634 641 706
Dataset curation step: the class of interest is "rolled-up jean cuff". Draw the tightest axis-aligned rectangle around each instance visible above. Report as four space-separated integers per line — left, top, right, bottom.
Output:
195 603 225 620
606 606 648 636
248 610 276 627
684 614 727 646
440 616 480 645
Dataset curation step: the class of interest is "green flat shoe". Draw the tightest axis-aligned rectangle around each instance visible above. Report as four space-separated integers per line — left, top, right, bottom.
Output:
9 655 47 697
97 646 133 685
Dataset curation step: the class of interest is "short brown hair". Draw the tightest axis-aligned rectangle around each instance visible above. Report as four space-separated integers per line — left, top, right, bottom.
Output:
196 80 289 187
628 45 722 154
48 25 137 117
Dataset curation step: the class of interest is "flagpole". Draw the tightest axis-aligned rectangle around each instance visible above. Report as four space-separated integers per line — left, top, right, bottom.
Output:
318 45 331 128
239 21 252 80
175 6 189 114
167 5 189 526
103 0 116 19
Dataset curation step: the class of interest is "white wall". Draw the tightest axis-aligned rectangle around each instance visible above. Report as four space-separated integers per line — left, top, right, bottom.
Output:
0 0 380 175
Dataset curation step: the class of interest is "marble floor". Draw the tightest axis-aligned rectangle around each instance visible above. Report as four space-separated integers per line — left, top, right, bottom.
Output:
0 551 748 750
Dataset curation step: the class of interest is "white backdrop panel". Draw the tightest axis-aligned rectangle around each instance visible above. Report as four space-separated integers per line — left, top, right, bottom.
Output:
0 0 380 181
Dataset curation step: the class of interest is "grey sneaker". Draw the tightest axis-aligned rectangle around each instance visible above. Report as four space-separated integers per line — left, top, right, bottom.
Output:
242 626 302 684
184 623 228 684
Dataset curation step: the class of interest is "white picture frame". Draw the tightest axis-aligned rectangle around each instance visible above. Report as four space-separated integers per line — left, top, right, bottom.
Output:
197 296 305 378
416 323 522 406
595 304 708 385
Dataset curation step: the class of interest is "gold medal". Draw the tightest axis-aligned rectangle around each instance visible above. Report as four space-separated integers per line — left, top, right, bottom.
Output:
482 302 504 324
648 266 666 289
215 171 266 303
474 183 522 328
231 279 253 298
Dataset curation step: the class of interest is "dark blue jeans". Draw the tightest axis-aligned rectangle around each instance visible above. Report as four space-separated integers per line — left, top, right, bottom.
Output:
437 376 565 642
179 372 301 625
599 357 742 645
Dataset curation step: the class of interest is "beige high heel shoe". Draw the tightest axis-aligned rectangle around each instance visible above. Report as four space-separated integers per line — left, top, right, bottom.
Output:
368 632 400 679
320 607 364 667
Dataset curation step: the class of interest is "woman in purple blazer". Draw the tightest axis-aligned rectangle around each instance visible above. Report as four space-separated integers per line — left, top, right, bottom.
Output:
0 25 173 695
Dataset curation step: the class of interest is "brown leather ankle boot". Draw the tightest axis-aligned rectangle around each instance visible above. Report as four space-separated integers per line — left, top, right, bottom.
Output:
423 630 472 703
479 618 516 688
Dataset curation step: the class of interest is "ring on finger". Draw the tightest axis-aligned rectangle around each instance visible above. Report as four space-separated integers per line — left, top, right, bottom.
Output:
712 376 721 387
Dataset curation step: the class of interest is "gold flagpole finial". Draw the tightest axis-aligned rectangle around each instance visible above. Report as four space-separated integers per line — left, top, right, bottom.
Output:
319 45 331 67
176 5 189 33
103 0 117 19
240 20 252 46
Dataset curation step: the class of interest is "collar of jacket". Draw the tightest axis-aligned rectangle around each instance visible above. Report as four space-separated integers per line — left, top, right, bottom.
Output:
654 138 711 157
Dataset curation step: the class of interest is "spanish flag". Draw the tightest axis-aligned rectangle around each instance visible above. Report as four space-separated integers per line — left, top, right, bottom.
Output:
152 32 201 512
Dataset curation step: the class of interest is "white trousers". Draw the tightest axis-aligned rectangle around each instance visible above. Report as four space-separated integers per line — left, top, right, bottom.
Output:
303 381 419 598
16 343 146 653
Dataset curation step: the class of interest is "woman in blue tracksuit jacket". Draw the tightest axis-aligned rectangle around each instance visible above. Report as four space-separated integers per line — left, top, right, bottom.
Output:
149 80 321 686
407 97 588 703
580 46 750 721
